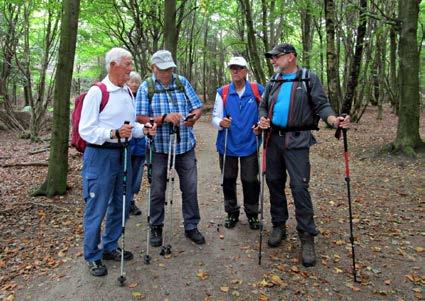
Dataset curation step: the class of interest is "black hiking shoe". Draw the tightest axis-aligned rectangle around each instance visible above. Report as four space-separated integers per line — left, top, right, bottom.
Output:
224 213 239 229
247 215 260 230
298 231 316 267
185 228 206 245
267 225 287 248
150 226 163 247
87 260 107 277
129 202 141 216
103 247 134 261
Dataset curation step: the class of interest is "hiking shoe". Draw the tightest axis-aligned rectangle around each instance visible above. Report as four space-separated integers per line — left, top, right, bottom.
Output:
129 202 141 216
247 215 260 230
185 228 206 245
87 260 107 277
150 226 163 247
103 247 134 261
298 231 316 267
224 213 239 229
267 225 287 248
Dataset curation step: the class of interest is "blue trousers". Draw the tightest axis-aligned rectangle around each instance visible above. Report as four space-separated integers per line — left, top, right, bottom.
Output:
82 146 133 262
150 148 200 230
131 155 145 194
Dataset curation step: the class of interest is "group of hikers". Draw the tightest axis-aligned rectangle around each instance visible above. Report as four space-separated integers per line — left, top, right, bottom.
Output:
78 44 350 278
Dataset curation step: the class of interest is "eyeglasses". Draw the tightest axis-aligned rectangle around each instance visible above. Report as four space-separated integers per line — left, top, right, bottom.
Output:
271 52 292 59
229 65 246 71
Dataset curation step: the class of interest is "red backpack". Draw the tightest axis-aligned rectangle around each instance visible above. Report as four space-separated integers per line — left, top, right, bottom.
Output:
71 82 109 153
221 82 262 107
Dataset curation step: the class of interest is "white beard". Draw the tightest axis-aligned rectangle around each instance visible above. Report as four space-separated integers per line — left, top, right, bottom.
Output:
273 65 282 73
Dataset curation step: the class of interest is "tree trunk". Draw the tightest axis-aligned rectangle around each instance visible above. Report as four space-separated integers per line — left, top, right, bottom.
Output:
341 0 367 114
391 0 423 156
202 17 209 103
34 0 80 197
239 0 266 84
261 0 273 76
324 0 342 113
313 9 325 83
164 0 177 59
389 22 398 113
187 10 197 82
301 1 313 69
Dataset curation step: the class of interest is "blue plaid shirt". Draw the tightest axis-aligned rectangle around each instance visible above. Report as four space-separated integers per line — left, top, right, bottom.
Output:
135 74 203 155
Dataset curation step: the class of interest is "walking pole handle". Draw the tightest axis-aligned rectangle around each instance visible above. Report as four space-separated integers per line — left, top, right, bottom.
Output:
334 113 347 140
147 118 155 140
123 121 130 145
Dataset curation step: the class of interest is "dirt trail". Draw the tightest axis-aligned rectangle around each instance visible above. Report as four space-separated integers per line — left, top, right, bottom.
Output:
13 113 425 301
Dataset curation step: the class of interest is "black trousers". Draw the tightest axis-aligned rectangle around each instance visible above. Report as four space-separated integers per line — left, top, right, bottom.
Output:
265 134 318 235
219 152 260 216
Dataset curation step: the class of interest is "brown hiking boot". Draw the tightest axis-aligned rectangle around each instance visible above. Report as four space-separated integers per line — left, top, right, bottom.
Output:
267 225 287 248
298 231 316 267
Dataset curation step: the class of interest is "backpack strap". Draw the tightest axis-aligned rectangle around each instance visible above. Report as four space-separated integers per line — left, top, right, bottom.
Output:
174 74 189 101
146 75 188 103
300 67 314 111
146 77 155 104
222 82 261 108
250 82 261 104
221 84 230 108
94 82 109 112
301 68 311 97
175 75 184 92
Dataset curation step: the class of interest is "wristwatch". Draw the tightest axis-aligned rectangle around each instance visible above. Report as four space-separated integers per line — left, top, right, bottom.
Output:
110 129 114 139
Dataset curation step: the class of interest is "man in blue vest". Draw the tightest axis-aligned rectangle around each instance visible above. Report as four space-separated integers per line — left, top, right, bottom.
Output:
212 56 264 230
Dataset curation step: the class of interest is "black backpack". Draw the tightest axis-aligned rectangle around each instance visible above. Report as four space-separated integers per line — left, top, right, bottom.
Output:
267 67 320 131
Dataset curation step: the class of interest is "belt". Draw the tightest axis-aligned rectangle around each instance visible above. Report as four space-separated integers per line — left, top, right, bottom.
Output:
272 129 289 136
87 142 125 149
271 125 315 136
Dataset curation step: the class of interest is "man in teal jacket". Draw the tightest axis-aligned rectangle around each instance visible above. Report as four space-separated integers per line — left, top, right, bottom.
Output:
259 43 350 267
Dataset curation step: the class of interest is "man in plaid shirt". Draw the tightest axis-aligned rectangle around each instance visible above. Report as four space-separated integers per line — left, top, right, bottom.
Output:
136 50 205 246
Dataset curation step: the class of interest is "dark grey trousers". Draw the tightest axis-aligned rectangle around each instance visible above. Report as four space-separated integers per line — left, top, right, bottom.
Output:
219 152 260 217
150 148 200 231
265 134 318 235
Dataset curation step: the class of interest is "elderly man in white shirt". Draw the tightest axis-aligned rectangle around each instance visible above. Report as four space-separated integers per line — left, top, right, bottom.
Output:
79 47 156 277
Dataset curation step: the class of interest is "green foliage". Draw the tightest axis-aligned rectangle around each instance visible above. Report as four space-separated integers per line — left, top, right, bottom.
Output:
1 0 423 107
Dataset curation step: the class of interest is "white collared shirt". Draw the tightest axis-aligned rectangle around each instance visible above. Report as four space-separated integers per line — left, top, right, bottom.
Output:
79 76 144 145
212 85 245 130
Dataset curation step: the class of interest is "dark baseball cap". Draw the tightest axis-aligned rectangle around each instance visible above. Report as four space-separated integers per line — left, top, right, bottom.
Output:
265 43 297 59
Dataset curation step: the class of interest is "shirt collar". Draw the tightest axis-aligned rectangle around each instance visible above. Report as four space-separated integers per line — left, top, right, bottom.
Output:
229 79 249 94
103 75 129 92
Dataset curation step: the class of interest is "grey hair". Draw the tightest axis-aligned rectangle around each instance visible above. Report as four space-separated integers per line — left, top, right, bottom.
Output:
105 47 133 72
129 71 142 83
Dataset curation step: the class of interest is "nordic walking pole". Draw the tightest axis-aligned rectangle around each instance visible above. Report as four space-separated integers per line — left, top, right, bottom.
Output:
258 129 266 265
166 124 179 255
160 123 177 256
144 118 155 265
118 120 130 286
335 115 359 283
218 114 231 232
